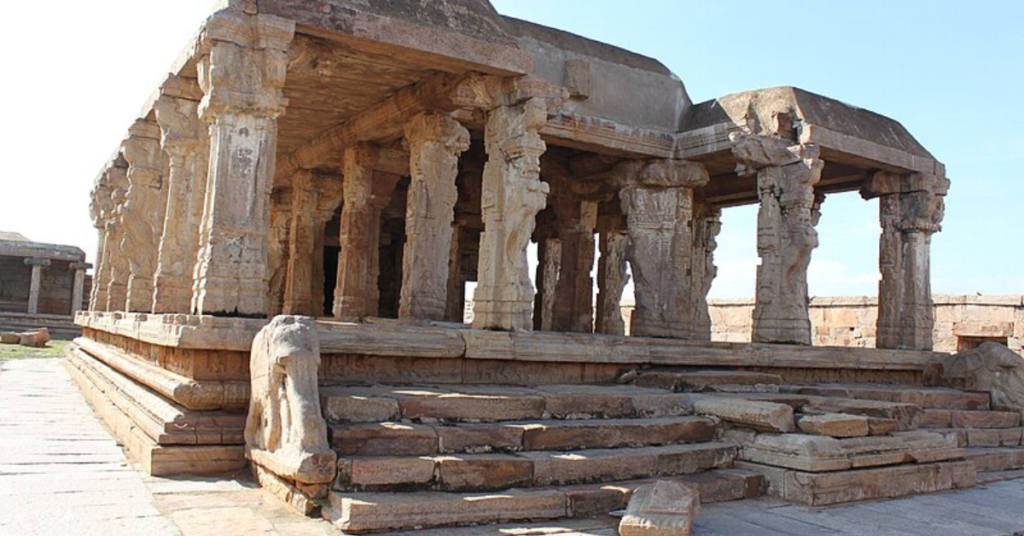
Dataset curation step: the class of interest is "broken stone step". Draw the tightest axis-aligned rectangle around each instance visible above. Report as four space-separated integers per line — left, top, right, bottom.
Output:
321 384 693 424
796 413 871 438
738 431 964 472
940 427 1024 448
636 370 782 393
325 467 761 534
336 442 738 491
712 392 923 430
965 447 1024 472
735 459 977 506
919 409 1020 429
687 394 795 432
331 416 717 456
782 384 990 411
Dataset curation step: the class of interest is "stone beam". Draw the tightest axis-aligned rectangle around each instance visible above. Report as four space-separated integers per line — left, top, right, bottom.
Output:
731 133 824 345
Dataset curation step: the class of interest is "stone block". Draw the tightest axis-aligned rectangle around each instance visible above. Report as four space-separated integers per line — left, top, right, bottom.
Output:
337 456 435 488
399 392 545 422
521 417 716 451
0 332 19 344
435 454 534 490
526 447 659 486
619 480 699 536
796 413 870 438
965 427 1023 447
18 328 50 347
436 423 524 453
655 443 737 476
332 423 439 456
689 395 795 432
321 393 399 423
950 410 1020 429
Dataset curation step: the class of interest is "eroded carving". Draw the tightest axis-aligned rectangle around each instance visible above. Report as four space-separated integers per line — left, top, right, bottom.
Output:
926 342 1024 413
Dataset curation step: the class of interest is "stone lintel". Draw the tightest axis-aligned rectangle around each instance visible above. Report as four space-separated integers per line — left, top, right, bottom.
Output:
24 257 52 267
861 171 951 199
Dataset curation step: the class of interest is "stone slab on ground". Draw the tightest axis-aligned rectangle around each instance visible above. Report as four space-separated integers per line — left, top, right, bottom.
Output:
619 480 698 536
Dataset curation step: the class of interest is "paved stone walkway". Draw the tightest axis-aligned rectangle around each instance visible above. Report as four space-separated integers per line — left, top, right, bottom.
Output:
3 357 1024 536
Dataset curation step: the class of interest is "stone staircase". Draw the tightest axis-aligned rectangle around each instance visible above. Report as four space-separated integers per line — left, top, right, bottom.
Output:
319 383 763 533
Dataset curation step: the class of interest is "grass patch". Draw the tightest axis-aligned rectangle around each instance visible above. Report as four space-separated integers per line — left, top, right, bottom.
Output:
0 339 70 360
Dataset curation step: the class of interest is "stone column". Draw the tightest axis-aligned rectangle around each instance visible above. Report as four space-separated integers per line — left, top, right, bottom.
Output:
690 204 722 341
615 159 709 339
24 258 50 314
863 172 949 350
282 171 319 316
153 90 209 314
444 223 466 322
596 229 630 336
399 113 470 321
105 175 130 312
266 188 292 317
333 145 401 320
121 120 168 313
70 262 89 315
731 133 823 345
88 167 118 311
551 196 599 333
534 237 561 331
192 12 294 317
473 98 550 331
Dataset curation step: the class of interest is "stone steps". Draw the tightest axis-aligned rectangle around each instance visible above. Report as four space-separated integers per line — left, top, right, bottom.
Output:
941 427 1024 448
335 442 737 492
321 384 694 424
781 384 991 410
635 370 783 393
965 447 1024 472
331 416 717 456
325 468 762 533
919 408 1021 429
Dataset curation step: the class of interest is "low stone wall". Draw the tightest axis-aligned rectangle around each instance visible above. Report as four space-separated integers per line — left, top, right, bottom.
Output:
703 295 1024 353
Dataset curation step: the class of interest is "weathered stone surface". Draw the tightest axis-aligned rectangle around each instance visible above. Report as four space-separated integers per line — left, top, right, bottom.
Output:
337 456 435 488
321 392 400 423
595 230 630 336
619 480 699 536
638 371 782 393
521 417 716 451
245 316 335 484
739 431 961 473
436 424 525 454
0 332 19 344
926 342 1024 413
689 394 795 432
17 328 50 347
797 413 870 438
332 422 439 456
436 454 534 490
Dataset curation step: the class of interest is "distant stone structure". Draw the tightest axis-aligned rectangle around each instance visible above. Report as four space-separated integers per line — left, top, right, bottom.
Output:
0 232 89 338
65 2 1024 534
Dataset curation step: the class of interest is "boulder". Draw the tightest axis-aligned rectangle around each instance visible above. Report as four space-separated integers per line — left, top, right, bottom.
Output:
619 480 699 536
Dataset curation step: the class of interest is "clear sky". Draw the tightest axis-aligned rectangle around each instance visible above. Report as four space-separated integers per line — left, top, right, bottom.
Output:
2 1 1021 299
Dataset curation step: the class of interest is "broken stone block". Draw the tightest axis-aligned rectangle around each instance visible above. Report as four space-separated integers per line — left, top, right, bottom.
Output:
0 332 19 344
689 394 795 432
797 413 870 438
18 328 50 347
619 480 699 536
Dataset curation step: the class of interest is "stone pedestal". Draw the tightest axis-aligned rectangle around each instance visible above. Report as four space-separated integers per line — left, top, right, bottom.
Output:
473 98 550 331
24 257 50 315
863 172 948 350
191 13 295 317
153 91 209 314
333 145 402 320
551 197 598 333
732 133 823 345
596 230 630 336
121 120 168 313
399 114 470 321
615 159 709 339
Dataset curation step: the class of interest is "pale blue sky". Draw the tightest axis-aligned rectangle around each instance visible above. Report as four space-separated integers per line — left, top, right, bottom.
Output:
1 1 1019 299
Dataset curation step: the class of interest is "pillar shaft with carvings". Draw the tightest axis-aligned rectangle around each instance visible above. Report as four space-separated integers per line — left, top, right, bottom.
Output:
282 172 319 316
153 90 209 314
24 257 50 314
863 172 948 350
399 113 470 321
104 174 130 312
551 195 598 333
88 167 119 311
616 159 709 339
267 188 292 317
690 203 722 341
333 146 401 320
533 237 561 331
473 98 550 331
595 229 630 336
192 12 294 316
731 133 823 345
121 121 168 313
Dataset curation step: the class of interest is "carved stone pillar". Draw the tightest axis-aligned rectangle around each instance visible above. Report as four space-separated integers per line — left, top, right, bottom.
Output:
596 230 630 336
121 120 168 313
551 196 598 333
105 175 130 312
334 145 401 320
24 258 50 314
690 204 722 341
88 167 119 311
615 159 709 339
444 223 466 322
267 188 292 317
311 178 342 317
70 262 89 315
282 172 318 316
192 12 294 317
863 172 948 350
534 237 561 331
473 98 550 331
153 89 209 314
731 133 823 345
399 113 470 321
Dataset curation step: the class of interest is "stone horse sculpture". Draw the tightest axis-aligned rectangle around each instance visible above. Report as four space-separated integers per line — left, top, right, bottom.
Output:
245 315 335 484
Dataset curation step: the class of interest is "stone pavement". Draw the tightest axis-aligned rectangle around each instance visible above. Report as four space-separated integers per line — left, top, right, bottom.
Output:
3 357 1024 536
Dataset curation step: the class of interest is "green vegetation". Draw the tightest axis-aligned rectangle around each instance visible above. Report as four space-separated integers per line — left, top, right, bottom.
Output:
0 339 70 360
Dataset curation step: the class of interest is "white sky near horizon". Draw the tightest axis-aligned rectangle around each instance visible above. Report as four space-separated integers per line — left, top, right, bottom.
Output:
1 1 1022 301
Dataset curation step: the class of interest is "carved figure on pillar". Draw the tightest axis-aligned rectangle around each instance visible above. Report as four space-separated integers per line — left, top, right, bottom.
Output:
120 121 168 313
615 159 709 339
473 98 550 331
690 203 722 341
862 172 948 350
88 167 119 311
399 113 470 321
153 91 209 314
105 178 130 312
731 132 823 345
192 12 295 317
334 145 402 320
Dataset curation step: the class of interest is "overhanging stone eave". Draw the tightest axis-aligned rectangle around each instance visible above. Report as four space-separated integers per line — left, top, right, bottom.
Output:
541 113 676 159
0 240 86 262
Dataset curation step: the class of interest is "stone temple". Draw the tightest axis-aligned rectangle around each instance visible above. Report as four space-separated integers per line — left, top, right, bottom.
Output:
68 1 1024 534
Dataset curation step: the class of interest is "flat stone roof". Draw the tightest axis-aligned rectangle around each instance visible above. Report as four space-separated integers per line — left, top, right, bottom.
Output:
0 233 86 262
